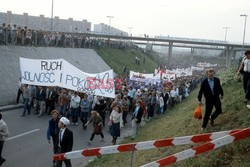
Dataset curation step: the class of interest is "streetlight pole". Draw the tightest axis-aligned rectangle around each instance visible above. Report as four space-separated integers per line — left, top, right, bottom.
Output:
51 0 54 32
222 27 230 42
240 14 248 53
107 16 114 34
128 27 133 36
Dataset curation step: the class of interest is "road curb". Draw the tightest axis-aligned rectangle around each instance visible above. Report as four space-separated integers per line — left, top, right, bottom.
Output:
0 104 24 112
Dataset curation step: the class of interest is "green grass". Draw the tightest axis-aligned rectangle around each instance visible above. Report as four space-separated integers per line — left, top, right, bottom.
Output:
85 67 250 167
94 48 165 75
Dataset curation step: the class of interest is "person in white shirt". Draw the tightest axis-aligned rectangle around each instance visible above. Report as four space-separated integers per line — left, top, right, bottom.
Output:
70 92 81 125
109 106 122 145
237 50 250 103
170 87 177 107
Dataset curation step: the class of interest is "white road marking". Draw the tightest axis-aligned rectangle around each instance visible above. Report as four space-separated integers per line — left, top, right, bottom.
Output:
6 129 40 141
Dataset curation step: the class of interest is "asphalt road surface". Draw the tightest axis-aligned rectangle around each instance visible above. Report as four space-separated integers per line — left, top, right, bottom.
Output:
2 108 133 167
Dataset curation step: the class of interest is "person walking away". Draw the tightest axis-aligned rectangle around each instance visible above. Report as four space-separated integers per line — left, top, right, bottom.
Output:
84 111 104 145
56 117 73 167
237 50 250 103
80 94 89 129
47 110 60 167
198 68 224 130
110 106 122 145
131 100 144 140
21 84 31 117
70 92 81 125
0 113 9 166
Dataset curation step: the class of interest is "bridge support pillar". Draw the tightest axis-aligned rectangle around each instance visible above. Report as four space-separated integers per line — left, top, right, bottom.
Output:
168 42 173 68
225 46 234 67
190 48 194 62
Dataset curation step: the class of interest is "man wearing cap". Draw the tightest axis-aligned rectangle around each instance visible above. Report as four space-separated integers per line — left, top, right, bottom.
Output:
47 110 60 166
56 117 73 167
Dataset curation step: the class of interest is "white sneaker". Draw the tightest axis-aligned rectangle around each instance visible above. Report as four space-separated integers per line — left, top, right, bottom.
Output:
247 105 250 109
75 123 78 126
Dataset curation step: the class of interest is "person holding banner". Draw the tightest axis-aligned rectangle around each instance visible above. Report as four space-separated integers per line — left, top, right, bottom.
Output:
198 68 224 130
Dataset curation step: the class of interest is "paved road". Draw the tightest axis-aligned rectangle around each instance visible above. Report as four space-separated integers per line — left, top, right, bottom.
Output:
2 108 133 167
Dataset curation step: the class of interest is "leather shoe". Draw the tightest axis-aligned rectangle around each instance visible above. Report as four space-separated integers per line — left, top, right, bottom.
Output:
0 158 6 166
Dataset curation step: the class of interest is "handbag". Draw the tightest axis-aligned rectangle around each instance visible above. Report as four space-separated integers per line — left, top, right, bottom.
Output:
94 124 102 135
193 104 202 120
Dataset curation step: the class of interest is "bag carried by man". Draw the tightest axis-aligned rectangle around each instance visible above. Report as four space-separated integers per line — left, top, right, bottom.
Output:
194 104 202 119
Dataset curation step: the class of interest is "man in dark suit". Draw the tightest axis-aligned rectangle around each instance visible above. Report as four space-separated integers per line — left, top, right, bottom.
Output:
56 117 73 167
198 68 224 129
162 88 169 113
131 100 144 140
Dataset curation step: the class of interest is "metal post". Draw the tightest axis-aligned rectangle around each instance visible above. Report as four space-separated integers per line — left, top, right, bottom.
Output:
51 0 54 32
168 42 173 69
240 14 248 55
130 144 136 167
107 16 114 35
222 27 230 42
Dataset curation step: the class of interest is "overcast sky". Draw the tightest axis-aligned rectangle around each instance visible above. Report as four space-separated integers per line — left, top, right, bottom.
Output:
0 0 249 43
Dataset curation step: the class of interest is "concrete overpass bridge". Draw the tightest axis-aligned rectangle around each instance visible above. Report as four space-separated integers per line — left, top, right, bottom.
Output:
74 32 250 67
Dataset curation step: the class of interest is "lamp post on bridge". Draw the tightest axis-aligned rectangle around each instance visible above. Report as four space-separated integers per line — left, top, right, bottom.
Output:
50 0 54 32
107 16 114 35
222 27 230 42
240 14 248 54
128 27 133 36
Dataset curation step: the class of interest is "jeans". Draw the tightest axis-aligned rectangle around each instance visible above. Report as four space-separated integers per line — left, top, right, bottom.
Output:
71 107 79 123
160 106 164 114
59 104 67 117
80 112 88 126
22 98 30 116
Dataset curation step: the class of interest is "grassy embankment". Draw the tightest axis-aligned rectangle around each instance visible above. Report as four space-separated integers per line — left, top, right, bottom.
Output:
86 67 250 167
95 48 166 75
